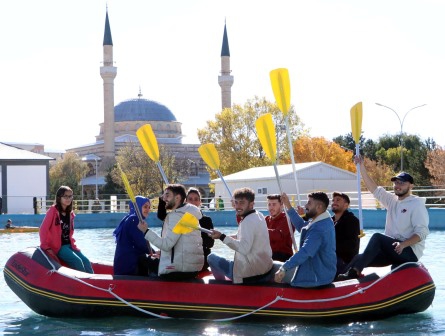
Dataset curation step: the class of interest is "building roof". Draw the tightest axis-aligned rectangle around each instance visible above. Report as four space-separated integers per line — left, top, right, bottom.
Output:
212 162 357 182
0 142 54 160
114 98 176 122
103 11 113 46
221 23 230 57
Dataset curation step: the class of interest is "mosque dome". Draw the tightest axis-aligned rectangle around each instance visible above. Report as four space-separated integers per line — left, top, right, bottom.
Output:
114 98 176 122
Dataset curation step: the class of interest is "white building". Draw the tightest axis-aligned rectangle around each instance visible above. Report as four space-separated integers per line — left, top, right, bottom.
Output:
212 162 359 209
0 143 53 214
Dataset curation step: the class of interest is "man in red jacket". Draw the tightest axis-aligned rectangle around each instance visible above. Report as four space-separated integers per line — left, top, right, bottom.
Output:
265 194 295 262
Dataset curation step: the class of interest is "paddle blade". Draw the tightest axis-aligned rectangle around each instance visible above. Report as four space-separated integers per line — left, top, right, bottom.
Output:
256 113 277 162
350 102 363 143
172 212 200 234
117 164 136 204
198 144 220 170
136 124 160 162
270 68 291 116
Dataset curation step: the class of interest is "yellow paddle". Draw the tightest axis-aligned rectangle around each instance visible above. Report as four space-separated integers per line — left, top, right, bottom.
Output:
350 102 365 238
136 124 169 185
198 143 233 199
172 212 212 234
256 113 297 251
270 68 301 205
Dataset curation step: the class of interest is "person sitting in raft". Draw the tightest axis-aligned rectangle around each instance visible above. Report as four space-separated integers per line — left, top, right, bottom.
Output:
39 186 94 273
113 196 158 276
185 187 214 271
207 187 273 284
275 192 336 288
137 184 204 280
265 194 295 262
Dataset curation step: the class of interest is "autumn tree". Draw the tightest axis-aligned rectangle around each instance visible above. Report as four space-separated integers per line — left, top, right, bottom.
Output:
425 146 445 186
197 96 307 179
293 136 356 172
49 152 89 196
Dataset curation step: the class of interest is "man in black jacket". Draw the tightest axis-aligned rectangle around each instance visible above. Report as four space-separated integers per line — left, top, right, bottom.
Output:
331 192 360 276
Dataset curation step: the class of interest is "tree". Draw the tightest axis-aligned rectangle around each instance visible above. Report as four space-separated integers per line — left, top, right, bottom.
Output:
293 136 356 172
49 152 89 196
109 143 188 198
425 146 445 186
332 133 377 161
197 96 307 179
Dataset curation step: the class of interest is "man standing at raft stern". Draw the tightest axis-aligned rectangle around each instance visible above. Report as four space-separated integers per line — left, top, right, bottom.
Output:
137 184 204 280
207 187 273 284
337 155 429 280
331 192 360 276
276 192 336 288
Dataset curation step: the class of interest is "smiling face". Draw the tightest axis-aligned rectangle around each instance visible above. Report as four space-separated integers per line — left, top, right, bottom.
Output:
233 197 254 218
393 179 412 199
163 189 179 210
331 196 349 215
267 198 282 218
141 201 151 218
186 191 201 208
305 197 322 220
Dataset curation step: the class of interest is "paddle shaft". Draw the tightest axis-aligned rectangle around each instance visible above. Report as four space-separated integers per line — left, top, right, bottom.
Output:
355 143 364 237
273 163 298 252
157 162 169 185
217 170 233 199
284 116 301 205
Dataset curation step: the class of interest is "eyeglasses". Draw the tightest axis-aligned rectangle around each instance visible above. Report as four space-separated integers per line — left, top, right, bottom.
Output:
62 195 74 199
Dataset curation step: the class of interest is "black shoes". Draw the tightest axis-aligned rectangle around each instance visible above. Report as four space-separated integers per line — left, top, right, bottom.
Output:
336 268 359 281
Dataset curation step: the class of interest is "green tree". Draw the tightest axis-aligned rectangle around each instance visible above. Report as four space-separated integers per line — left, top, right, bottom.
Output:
109 143 188 198
197 96 307 179
49 152 88 196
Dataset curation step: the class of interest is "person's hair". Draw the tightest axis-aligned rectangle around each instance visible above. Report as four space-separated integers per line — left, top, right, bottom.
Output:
55 185 73 213
165 184 187 203
186 187 201 200
308 191 329 210
267 194 281 202
233 187 255 202
332 191 350 204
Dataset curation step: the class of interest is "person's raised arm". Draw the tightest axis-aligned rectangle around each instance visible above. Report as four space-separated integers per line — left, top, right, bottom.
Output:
354 155 377 193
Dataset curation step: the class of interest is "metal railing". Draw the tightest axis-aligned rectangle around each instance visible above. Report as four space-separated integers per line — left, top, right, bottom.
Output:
3 186 445 215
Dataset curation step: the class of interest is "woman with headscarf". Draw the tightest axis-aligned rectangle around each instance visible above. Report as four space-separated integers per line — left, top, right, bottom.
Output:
113 196 158 275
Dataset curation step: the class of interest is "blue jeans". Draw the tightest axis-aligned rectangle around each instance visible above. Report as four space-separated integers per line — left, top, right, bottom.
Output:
350 232 418 273
58 245 94 273
207 253 233 281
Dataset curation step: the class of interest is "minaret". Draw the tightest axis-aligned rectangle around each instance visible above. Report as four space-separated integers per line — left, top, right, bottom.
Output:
218 22 234 110
100 9 117 158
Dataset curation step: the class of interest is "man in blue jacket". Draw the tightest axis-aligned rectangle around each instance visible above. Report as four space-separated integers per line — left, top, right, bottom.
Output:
275 192 336 288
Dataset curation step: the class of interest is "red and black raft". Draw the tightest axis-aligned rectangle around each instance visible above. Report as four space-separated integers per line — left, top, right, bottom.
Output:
4 247 435 322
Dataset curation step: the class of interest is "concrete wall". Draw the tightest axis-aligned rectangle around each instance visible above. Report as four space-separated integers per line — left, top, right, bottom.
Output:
2 208 445 230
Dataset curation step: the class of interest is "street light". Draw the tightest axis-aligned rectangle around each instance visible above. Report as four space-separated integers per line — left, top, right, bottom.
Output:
81 154 102 199
375 103 427 171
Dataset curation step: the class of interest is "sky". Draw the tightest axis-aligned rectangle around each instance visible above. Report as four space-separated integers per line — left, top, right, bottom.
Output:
1 0 445 152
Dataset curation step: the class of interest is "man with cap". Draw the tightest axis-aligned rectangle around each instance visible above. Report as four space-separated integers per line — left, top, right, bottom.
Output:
337 156 429 280
331 192 360 276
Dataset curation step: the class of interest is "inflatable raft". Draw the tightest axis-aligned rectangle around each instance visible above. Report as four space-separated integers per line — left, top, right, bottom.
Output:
4 247 435 322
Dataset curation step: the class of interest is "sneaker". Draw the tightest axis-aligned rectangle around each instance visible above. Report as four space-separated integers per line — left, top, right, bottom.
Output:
336 268 359 281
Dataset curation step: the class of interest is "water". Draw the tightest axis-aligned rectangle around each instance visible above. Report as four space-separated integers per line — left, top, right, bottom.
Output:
1 227 445 335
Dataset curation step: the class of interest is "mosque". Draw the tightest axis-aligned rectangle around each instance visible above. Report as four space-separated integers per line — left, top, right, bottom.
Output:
67 11 234 202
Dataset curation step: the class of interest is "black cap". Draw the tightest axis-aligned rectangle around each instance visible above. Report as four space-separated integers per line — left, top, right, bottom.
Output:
391 172 414 184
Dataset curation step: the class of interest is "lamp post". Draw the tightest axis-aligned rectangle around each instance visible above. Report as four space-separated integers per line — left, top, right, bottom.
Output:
81 154 102 199
375 103 426 171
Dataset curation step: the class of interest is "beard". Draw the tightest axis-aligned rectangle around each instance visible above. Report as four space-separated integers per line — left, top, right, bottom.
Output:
395 189 409 198
165 199 176 210
305 208 316 219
